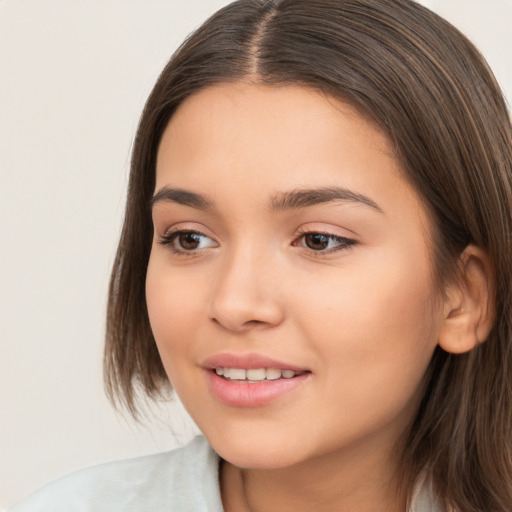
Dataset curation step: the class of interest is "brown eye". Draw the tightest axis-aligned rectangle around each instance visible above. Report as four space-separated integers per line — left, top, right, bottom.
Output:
297 232 356 253
304 233 330 250
158 230 217 253
178 232 202 250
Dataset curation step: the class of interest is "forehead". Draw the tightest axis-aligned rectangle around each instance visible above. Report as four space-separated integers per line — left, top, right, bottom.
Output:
156 83 397 191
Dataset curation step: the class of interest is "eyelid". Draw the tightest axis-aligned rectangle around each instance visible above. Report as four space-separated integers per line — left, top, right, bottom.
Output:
157 221 216 240
295 223 358 239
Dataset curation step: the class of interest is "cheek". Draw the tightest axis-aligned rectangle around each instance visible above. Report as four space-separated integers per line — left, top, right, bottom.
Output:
145 257 205 370
293 246 440 394
300 249 437 337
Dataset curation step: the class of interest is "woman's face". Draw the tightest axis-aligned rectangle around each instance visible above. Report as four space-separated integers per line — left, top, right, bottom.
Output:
146 83 444 470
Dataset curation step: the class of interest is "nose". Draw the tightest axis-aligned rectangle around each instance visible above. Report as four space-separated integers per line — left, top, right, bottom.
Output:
208 248 285 333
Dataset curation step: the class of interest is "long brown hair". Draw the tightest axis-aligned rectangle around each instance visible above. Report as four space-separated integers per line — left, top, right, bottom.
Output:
104 1 512 509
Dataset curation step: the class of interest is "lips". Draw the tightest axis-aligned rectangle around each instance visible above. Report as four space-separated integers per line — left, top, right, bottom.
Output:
202 352 309 372
202 353 311 407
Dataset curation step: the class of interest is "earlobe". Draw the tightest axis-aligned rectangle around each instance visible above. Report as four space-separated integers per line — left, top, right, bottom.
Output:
437 245 495 354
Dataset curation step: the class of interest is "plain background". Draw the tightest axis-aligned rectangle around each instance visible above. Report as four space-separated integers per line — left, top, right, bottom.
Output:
1 1 511 509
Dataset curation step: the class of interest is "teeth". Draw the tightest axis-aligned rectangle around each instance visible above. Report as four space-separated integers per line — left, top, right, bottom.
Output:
246 368 266 381
215 367 302 381
266 368 282 380
226 368 246 380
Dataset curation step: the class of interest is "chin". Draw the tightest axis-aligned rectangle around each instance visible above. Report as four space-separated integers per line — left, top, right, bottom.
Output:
203 426 310 470
217 445 302 470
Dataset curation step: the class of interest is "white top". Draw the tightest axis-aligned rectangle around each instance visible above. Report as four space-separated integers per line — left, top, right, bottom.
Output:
9 436 441 511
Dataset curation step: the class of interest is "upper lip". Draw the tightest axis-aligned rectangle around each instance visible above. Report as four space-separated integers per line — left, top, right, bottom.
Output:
202 352 309 372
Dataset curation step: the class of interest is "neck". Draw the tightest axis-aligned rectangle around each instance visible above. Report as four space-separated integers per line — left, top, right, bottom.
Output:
220 437 409 512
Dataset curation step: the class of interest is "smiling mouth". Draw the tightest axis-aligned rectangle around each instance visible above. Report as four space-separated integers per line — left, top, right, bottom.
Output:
214 367 308 382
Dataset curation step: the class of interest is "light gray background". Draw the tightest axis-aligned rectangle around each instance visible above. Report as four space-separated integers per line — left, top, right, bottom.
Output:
1 1 511 509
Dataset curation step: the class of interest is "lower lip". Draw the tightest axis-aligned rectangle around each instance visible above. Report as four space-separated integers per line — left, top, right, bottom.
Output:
206 370 310 407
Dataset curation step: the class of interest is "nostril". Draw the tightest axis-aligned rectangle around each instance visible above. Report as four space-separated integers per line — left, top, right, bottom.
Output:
210 316 266 330
245 319 264 326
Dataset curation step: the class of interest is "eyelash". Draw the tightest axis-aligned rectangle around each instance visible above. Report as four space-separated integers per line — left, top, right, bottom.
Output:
158 230 216 254
157 229 356 256
293 230 356 254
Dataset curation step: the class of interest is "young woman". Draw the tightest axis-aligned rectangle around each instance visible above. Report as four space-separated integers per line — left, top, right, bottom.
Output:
11 1 512 511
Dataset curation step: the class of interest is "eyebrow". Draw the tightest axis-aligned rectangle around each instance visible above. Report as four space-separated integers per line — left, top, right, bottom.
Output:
269 187 383 213
150 187 214 210
150 185 383 213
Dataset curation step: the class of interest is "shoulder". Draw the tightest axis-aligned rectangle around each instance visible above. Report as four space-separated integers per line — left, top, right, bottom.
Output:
8 436 223 512
410 475 445 512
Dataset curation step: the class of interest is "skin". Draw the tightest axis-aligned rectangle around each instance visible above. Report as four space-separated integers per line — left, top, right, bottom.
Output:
146 83 448 512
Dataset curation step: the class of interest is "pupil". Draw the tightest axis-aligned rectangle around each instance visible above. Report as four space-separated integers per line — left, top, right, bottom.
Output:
306 233 329 250
179 232 200 250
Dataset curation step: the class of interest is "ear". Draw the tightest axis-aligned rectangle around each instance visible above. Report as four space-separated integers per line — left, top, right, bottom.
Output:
438 245 495 354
